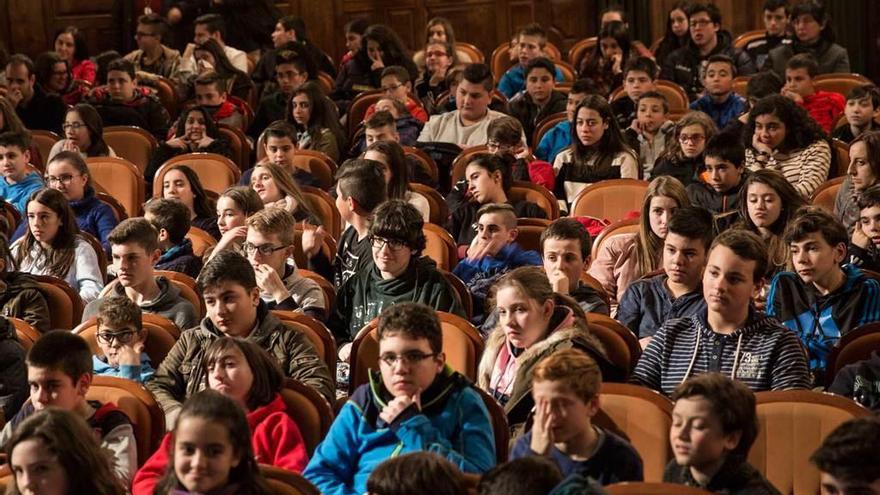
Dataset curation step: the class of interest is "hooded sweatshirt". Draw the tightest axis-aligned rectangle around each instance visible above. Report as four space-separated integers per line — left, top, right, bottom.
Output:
132 393 308 495
663 457 781 495
328 257 465 343
767 264 880 375
829 350 880 412
686 170 748 216
0 271 50 334
0 317 27 420
631 309 811 396
82 276 199 331
0 171 43 214
304 367 496 495
660 30 757 100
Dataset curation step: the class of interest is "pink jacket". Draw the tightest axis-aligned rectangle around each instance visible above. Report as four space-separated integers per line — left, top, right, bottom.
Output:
587 233 643 310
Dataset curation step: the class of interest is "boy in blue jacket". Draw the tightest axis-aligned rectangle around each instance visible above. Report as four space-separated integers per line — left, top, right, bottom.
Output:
0 132 43 214
767 207 880 380
92 296 155 383
304 302 496 495
453 203 541 324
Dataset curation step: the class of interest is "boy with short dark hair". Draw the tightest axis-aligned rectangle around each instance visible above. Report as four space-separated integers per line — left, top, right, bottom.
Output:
453 203 541 323
143 198 203 279
664 373 779 494
487 115 554 190
249 48 311 139
831 85 880 143
478 457 563 495
767 207 880 378
782 53 845 133
509 57 567 147
367 453 466 495
848 185 880 273
541 217 609 315
618 207 711 347
536 78 595 164
811 417 880 494
305 302 495 495
87 58 171 139
612 57 658 130
689 55 747 129
193 71 244 130
147 250 334 425
497 23 564 99
0 331 137 485
363 65 428 123
686 132 748 223
92 295 155 383
624 90 675 178
240 121 320 188
631 229 811 395
244 207 326 320
0 131 42 214
510 349 643 483
304 158 388 288
123 13 180 80
744 0 792 69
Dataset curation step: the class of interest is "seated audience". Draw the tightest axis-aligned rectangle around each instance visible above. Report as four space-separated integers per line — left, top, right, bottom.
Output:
363 140 431 221
453 203 542 323
849 185 880 273
743 94 831 198
355 100 423 153
664 373 779 493
617 207 711 347
553 96 639 208
743 0 792 69
363 65 428 123
82 218 198 330
624 91 675 179
249 162 321 225
836 132 880 234
631 229 811 395
652 3 692 68
5 408 127 495
192 71 246 130
90 296 155 383
652 111 717 187
767 207 880 378
415 39 456 109
541 218 609 315
152 390 275 494
497 23 564 99
159 164 221 239
123 13 181 81
578 21 632 97
5 54 66 134
185 38 254 102
535 79 592 164
0 131 42 214
0 235 50 333
0 316 26 421
146 250 334 426
338 18 368 74
686 132 748 220
479 267 621 434
133 338 309 494
12 188 104 303
611 57 658 131
478 457 563 495
145 106 234 192
589 176 690 308
177 14 248 76
781 53 844 133
367 452 466 495
509 57 567 146
288 82 347 162
764 0 850 77
34 51 78 105
48 104 117 161
54 26 96 86
0 331 136 485
334 24 418 105
305 303 496 494
328 200 464 352
241 121 320 188
87 58 172 139
244 207 325 319
249 47 313 139
143 198 203 279
510 349 643 483
209 186 264 260
485 116 554 190
810 417 880 493
253 16 328 90
831 85 880 144
688 54 747 129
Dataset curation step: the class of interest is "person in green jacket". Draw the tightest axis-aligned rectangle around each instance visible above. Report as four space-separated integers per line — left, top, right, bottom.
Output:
330 199 465 362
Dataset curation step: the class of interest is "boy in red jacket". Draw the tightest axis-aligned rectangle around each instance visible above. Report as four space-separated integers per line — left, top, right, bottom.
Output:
782 53 844 133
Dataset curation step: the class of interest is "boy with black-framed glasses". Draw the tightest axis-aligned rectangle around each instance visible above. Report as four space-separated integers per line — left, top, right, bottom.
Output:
92 295 155 384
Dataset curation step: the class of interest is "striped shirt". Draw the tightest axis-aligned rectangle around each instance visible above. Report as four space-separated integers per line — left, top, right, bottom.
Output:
631 310 811 396
744 140 831 198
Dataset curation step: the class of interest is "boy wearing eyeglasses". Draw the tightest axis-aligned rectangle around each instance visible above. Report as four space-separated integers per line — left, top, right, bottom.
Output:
328 200 464 362
244 207 325 320
92 296 155 384
305 302 496 495
363 65 428 124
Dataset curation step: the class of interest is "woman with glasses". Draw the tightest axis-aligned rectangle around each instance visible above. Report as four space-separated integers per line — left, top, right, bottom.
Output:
652 111 718 186
47 104 116 162
285 82 347 162
9 151 118 254
478 266 622 434
415 39 456 108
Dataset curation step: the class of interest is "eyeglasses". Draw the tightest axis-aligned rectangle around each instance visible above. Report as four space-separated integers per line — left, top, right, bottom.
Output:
96 330 138 345
486 140 515 153
379 351 437 367
369 236 408 251
689 19 713 28
242 242 289 256
44 174 80 185
381 83 403 93
679 134 706 144
62 122 86 131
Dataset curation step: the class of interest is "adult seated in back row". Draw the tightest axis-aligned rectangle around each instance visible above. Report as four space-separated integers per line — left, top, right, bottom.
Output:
4 53 67 135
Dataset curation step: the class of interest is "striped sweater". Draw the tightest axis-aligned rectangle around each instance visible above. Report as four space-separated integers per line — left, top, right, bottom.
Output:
631 310 811 396
744 140 831 198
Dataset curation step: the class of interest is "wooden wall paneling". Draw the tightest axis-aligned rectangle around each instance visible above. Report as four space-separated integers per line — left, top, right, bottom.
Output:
7 0 49 56
51 0 117 57
545 0 594 54
425 1 501 57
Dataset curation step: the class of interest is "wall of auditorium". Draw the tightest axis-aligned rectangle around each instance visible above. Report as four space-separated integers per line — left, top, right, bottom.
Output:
1 0 876 80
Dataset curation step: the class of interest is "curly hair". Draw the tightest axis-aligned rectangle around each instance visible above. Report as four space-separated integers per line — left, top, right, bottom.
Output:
744 94 828 153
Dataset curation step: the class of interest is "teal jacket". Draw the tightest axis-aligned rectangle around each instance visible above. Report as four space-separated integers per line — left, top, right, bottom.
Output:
0 171 43 214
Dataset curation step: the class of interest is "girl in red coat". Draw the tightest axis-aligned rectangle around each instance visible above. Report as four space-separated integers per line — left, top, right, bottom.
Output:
132 338 308 494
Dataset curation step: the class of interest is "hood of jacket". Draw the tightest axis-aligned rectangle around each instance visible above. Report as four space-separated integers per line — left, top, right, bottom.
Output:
684 29 735 58
247 393 287 430
109 276 183 313
1 271 43 295
368 256 438 297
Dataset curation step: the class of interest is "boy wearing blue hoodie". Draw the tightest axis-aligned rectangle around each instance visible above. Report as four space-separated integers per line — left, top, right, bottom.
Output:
454 203 541 323
92 295 155 383
0 132 43 214
305 302 496 495
767 207 880 380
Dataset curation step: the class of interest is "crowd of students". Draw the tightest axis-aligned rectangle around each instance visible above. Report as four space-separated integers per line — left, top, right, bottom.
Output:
1 0 880 493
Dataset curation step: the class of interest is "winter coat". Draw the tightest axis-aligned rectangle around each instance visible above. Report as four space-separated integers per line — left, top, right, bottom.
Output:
686 170 748 216
617 274 707 340
623 121 676 179
744 34 791 70
13 83 67 135
498 64 565 100
88 86 171 139
587 233 644 308
660 30 757 100
801 91 845 134
154 239 203 280
829 350 880 412
0 317 27 420
82 276 199 331
509 90 568 147
764 38 850 78
652 153 704 187
0 272 50 334
689 93 748 129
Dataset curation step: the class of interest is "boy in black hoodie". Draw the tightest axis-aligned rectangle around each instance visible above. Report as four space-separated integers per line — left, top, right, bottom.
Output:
687 132 748 233
665 373 780 494
87 58 171 139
